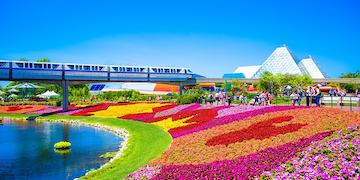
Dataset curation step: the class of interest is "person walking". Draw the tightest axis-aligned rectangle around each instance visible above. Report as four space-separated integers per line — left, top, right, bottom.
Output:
253 93 259 106
268 93 273 105
208 93 214 105
200 95 206 104
297 90 304 106
305 86 313 107
215 92 220 105
227 95 232 106
314 86 322 107
290 91 298 106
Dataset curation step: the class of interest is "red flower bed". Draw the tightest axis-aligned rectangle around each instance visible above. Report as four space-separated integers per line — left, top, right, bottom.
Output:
206 116 307 146
120 104 177 120
168 108 219 135
7 106 32 112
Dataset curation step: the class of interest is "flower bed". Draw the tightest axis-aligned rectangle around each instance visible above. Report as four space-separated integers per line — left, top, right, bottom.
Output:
259 126 360 179
2 102 360 179
0 105 47 114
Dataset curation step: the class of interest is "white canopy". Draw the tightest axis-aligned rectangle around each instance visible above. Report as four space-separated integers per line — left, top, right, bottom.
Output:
37 91 59 99
9 94 18 98
8 88 19 93
11 82 44 89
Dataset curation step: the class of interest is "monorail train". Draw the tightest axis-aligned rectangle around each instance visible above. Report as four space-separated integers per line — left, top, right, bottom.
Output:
0 60 194 81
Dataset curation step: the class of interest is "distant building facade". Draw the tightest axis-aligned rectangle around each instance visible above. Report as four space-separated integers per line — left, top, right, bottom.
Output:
224 45 325 78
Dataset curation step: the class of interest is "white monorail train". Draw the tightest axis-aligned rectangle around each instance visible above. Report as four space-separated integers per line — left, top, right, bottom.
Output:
0 61 194 81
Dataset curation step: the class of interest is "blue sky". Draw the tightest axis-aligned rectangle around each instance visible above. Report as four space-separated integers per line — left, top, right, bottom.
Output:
1 0 359 82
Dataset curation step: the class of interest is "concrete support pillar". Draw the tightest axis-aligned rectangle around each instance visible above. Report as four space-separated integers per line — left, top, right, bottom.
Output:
62 80 69 112
179 83 183 96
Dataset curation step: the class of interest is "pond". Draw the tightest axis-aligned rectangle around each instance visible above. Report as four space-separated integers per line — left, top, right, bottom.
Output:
0 118 123 179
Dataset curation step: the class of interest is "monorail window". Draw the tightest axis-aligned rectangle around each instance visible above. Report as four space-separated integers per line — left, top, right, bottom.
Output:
177 69 181 73
84 66 90 71
29 64 33 68
53 65 59 69
152 68 157 72
99 66 103 71
68 65 74 70
112 67 118 71
24 63 29 68
16 63 24 68
34 64 42 69
127 67 132 72
48 64 51 69
140 68 145 72
165 69 170 73
0 62 6 67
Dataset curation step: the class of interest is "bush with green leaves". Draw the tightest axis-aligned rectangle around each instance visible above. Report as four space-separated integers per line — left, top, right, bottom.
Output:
176 94 200 104
54 141 71 149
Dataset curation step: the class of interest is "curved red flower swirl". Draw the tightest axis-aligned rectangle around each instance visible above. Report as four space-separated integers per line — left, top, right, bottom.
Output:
206 116 307 146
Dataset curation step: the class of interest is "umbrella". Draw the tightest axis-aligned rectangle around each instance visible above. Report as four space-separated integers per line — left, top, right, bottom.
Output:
9 83 43 99
8 88 19 93
9 94 18 98
285 85 292 90
11 83 44 89
37 91 59 99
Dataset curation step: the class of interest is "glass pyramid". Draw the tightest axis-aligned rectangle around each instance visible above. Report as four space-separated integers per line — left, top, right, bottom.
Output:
252 45 303 78
298 56 325 78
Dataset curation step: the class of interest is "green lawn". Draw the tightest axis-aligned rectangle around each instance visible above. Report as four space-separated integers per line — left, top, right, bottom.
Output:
0 114 172 180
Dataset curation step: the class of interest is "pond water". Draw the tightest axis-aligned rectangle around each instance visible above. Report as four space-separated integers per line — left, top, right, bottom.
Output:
0 119 123 180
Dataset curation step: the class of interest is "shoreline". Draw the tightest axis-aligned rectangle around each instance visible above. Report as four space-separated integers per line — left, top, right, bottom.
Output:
1 116 129 179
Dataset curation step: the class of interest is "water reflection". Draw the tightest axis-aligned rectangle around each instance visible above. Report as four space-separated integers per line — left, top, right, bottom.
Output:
0 118 122 179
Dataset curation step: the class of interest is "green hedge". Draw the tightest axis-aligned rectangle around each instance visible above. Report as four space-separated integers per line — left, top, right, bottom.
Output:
176 94 200 104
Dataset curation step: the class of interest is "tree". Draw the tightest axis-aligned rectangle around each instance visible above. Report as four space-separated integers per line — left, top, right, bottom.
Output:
340 70 360 93
258 72 281 95
340 71 360 78
230 80 246 94
36 58 50 62
258 72 313 96
18 57 28 61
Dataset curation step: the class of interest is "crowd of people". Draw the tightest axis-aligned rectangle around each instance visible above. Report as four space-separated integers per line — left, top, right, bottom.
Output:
200 91 235 106
253 91 273 106
200 91 273 106
198 85 359 108
289 85 322 107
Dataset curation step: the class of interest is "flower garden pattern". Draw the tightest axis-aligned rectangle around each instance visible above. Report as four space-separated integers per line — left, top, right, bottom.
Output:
1 102 360 179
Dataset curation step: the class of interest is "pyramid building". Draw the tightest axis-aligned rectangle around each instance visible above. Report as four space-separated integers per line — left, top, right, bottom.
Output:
298 56 325 79
225 45 325 79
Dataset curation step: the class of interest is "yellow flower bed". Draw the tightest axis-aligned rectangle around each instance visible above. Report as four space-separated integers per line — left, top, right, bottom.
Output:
92 103 171 118
153 116 195 131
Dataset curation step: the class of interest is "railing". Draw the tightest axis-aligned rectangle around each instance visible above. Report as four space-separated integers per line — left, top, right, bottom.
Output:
270 95 360 112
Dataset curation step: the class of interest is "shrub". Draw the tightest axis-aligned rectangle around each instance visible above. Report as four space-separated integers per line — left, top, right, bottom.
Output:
54 148 71 154
176 94 200 104
100 151 117 159
54 141 71 149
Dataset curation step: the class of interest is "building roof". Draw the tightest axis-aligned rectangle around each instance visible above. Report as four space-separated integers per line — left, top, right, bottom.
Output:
233 65 261 78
